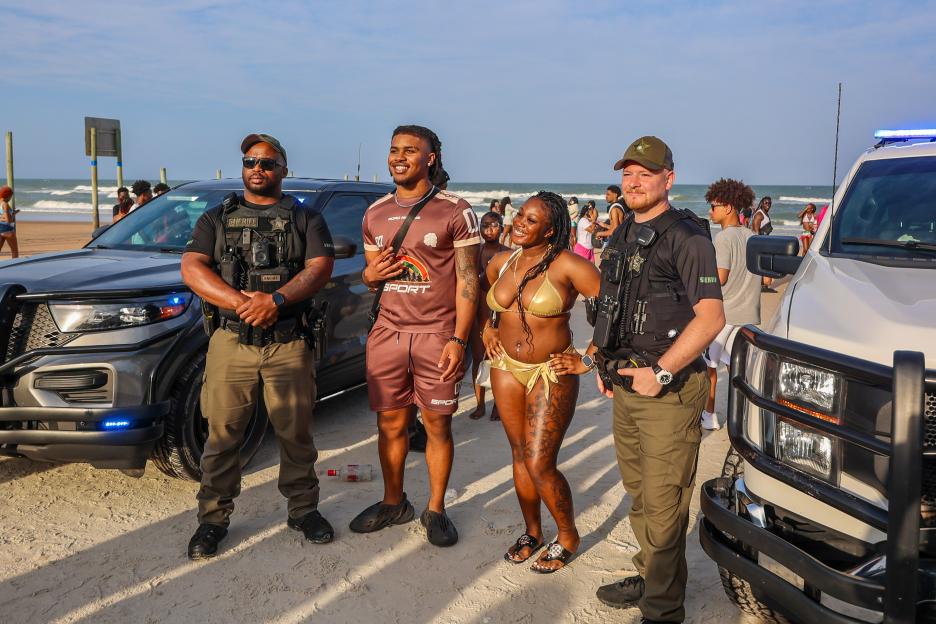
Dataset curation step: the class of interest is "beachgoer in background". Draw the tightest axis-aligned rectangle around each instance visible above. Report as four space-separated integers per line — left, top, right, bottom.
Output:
739 205 752 226
798 203 818 255
482 191 600 573
153 182 170 197
702 178 759 431
113 194 134 223
751 196 775 291
112 186 130 218
0 186 18 258
566 196 579 225
817 203 829 225
585 200 607 251
751 196 773 235
501 196 515 245
489 199 502 216
594 184 626 244
469 211 510 421
573 202 598 262
130 180 153 212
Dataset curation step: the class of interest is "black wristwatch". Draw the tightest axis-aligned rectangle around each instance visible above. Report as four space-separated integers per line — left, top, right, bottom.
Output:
581 353 596 371
272 291 287 309
652 363 674 386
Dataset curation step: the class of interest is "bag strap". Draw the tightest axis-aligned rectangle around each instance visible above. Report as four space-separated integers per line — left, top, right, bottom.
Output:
369 186 441 324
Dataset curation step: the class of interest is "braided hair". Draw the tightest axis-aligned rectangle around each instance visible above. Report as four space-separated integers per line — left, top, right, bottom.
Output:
393 125 444 186
514 191 572 349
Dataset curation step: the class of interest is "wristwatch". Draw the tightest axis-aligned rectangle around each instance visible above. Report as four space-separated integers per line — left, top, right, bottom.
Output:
272 291 287 309
652 363 674 386
581 353 596 371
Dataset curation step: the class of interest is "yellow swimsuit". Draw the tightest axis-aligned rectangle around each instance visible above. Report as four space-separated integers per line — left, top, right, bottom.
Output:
486 250 577 397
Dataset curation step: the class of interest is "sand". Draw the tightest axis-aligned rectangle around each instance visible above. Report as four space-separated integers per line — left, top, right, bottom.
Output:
0 221 97 259
0 230 787 623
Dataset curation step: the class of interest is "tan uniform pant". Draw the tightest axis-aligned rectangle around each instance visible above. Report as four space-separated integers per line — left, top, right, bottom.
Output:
197 329 320 526
612 370 708 623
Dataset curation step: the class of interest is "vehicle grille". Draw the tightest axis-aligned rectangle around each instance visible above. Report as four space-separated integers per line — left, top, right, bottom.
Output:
5 303 76 362
925 392 936 449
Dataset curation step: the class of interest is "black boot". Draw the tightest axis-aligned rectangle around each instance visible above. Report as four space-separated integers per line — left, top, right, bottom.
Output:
187 523 228 560
596 574 644 608
287 510 335 544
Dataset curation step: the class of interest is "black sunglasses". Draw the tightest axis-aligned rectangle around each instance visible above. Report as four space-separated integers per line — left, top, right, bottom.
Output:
242 157 282 171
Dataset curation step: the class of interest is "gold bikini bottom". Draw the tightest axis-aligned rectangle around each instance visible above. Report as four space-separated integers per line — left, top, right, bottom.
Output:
490 344 577 398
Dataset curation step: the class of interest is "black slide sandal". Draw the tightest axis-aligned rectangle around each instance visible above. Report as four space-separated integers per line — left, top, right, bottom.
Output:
504 533 543 563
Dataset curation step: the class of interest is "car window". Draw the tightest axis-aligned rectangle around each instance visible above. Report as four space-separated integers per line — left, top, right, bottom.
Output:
831 156 936 261
89 189 319 251
321 193 373 255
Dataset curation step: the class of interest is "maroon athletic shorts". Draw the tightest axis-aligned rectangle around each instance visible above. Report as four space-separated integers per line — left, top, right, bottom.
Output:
366 325 463 415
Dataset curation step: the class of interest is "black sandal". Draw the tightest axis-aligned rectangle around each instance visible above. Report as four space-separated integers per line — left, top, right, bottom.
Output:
530 540 575 574
504 533 543 563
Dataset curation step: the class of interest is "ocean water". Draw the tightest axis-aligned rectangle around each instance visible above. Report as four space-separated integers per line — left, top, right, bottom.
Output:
9 178 829 234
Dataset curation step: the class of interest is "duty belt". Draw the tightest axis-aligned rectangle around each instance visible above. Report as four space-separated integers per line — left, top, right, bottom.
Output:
219 317 301 345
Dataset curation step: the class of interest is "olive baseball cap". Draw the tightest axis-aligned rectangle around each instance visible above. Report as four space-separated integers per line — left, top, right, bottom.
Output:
613 135 674 171
241 133 287 165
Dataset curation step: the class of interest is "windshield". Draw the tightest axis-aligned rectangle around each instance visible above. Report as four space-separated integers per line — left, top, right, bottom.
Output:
831 156 936 262
89 188 320 252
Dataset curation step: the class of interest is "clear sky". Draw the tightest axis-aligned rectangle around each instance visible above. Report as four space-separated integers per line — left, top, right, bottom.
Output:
3 1 935 185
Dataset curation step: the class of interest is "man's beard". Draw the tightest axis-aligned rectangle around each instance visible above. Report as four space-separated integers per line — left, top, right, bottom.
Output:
244 174 279 197
624 189 664 211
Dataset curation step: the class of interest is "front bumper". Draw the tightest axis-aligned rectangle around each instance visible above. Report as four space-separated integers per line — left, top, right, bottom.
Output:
0 402 169 467
704 326 935 623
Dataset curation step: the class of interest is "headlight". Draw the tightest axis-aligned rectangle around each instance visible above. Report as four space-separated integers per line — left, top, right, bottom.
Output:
776 359 840 418
777 420 833 479
50 293 192 332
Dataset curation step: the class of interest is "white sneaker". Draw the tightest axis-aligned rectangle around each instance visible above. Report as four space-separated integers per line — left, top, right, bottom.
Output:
701 410 721 431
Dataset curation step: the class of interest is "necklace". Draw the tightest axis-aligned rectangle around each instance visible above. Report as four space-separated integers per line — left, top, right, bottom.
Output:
394 185 436 208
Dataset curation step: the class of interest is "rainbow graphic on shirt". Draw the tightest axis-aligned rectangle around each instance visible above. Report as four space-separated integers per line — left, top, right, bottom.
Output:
396 255 430 283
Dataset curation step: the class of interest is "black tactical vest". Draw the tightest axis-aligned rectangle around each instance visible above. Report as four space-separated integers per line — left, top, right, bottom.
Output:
593 207 711 360
212 193 305 321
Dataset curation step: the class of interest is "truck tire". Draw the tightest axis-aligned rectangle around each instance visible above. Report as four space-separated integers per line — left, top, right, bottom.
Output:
151 349 268 481
717 448 791 624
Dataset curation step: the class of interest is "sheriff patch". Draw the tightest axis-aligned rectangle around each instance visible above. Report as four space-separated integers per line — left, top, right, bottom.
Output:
227 217 259 228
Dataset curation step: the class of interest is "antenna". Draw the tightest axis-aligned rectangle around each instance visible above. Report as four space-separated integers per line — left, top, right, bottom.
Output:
827 82 842 254
356 143 362 181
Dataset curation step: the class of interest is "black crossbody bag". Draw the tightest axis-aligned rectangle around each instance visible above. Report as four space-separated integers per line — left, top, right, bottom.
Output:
367 187 440 330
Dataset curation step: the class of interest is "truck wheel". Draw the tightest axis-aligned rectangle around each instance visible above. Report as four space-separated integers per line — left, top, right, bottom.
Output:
151 349 268 481
717 448 791 624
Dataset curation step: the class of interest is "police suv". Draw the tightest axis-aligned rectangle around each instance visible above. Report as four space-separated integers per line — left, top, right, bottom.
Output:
699 130 936 623
0 178 390 480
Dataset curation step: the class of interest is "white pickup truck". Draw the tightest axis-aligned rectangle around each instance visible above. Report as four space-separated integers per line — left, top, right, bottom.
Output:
699 129 936 623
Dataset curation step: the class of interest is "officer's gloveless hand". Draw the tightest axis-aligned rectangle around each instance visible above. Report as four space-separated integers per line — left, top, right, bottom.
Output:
237 291 279 328
616 366 663 397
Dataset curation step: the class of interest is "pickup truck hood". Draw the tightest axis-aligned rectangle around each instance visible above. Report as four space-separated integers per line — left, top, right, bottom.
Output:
0 248 184 293
787 254 936 369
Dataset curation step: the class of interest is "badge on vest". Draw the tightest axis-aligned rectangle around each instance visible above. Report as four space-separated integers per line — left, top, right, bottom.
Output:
629 253 645 274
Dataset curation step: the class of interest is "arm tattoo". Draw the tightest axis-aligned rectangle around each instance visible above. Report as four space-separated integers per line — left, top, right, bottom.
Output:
455 245 480 303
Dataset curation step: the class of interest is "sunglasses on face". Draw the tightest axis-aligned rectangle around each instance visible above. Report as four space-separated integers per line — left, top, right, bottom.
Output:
242 157 282 171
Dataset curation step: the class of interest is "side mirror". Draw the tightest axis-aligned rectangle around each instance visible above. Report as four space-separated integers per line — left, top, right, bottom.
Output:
91 225 109 240
332 235 358 259
746 235 802 278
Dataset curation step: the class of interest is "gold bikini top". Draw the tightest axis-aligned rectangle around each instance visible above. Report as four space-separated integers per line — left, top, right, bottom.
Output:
486 250 571 318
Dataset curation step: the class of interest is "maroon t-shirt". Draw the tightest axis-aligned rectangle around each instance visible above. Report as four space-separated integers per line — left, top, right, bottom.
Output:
363 190 480 333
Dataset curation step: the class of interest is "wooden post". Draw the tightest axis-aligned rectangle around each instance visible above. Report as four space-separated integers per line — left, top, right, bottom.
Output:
216 169 222 179
4 132 13 212
90 128 100 229
344 174 349 181
115 128 124 189
373 174 377 183
159 167 167 184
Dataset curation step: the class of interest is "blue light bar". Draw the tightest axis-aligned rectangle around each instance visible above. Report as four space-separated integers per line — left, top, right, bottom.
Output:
167 295 184 306
874 129 936 140
102 418 131 430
